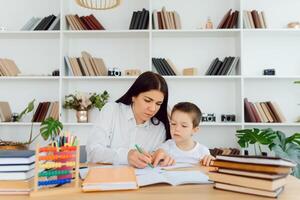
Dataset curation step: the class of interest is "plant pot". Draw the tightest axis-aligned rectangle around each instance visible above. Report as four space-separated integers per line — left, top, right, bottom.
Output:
76 109 88 123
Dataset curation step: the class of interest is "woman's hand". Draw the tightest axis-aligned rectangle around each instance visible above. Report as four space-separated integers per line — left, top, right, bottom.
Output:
200 155 215 166
152 149 175 167
127 149 152 169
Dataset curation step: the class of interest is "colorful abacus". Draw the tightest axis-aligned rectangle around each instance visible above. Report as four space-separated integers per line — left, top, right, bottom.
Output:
30 139 80 196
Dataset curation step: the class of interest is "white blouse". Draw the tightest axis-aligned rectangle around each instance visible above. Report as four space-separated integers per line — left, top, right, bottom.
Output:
86 102 166 164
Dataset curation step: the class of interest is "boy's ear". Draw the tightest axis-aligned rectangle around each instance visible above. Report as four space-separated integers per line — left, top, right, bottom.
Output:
192 126 200 134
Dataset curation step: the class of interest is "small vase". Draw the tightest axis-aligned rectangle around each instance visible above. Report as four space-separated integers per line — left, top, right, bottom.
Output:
76 108 88 123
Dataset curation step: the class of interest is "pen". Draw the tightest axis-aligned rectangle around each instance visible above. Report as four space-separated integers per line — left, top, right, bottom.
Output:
134 144 154 168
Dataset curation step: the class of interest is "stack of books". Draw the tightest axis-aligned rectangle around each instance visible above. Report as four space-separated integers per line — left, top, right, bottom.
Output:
65 14 105 30
209 155 296 198
21 14 60 31
243 10 267 29
244 98 286 123
0 58 21 76
129 8 149 29
217 9 239 29
0 101 12 122
152 7 181 29
0 150 35 195
205 57 239 76
32 101 59 122
152 58 178 76
65 51 107 76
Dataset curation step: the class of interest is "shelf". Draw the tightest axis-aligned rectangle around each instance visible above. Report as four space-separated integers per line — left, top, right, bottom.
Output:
0 122 41 126
63 30 149 38
243 76 300 80
63 123 93 126
152 29 241 37
62 76 137 80
201 122 242 126
0 76 59 80
243 29 300 37
164 75 241 79
0 31 60 39
244 123 300 127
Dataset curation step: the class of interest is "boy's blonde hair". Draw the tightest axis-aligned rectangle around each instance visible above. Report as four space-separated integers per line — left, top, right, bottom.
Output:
171 102 202 128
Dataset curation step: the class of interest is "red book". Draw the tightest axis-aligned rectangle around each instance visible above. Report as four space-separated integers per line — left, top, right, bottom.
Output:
89 14 105 30
244 98 256 122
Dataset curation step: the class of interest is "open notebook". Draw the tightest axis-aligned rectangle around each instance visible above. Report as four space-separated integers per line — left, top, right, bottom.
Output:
137 170 211 186
81 164 211 191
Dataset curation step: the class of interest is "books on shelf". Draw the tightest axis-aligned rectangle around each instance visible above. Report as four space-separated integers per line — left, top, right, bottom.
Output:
65 51 108 76
65 14 105 30
152 7 181 30
217 9 239 29
209 155 294 198
205 57 239 76
210 148 240 157
243 10 267 29
0 58 21 76
152 58 177 76
0 101 12 122
32 101 59 122
129 8 149 30
21 14 60 31
244 98 286 123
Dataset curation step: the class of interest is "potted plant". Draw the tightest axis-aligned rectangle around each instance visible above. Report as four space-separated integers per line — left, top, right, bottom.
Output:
0 117 63 150
236 128 276 156
63 90 109 123
268 129 300 178
0 99 36 150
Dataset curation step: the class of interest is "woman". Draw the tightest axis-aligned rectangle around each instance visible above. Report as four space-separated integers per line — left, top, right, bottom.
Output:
86 71 174 168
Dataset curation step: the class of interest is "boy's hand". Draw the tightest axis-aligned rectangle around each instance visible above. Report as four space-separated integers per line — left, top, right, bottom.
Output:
200 155 215 166
152 149 175 167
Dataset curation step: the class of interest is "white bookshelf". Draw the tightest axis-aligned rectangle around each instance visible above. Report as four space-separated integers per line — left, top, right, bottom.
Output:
0 0 299 150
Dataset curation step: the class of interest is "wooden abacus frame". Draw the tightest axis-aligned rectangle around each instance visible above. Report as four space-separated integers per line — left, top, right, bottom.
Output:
30 143 81 197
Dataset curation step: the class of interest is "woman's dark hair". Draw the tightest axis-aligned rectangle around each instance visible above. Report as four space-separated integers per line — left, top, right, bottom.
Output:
116 71 171 140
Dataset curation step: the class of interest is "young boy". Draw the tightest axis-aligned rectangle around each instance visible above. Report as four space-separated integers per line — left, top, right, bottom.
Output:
153 102 215 166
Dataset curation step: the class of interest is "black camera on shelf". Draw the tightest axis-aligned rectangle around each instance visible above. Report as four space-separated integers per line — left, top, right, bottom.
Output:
108 68 122 76
52 69 59 76
221 114 236 122
263 68 275 75
201 113 216 122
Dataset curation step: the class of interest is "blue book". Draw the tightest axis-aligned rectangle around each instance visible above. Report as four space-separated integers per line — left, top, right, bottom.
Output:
0 150 35 165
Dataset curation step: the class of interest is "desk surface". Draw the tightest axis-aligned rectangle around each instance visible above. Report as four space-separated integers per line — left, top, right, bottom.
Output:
5 170 300 200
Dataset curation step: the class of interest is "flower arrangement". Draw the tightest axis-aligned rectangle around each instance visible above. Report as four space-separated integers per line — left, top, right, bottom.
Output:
63 90 109 111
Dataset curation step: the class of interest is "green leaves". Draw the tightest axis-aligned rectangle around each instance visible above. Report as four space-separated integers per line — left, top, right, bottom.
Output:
40 117 63 141
236 128 276 148
16 99 35 121
63 91 109 111
90 90 109 111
